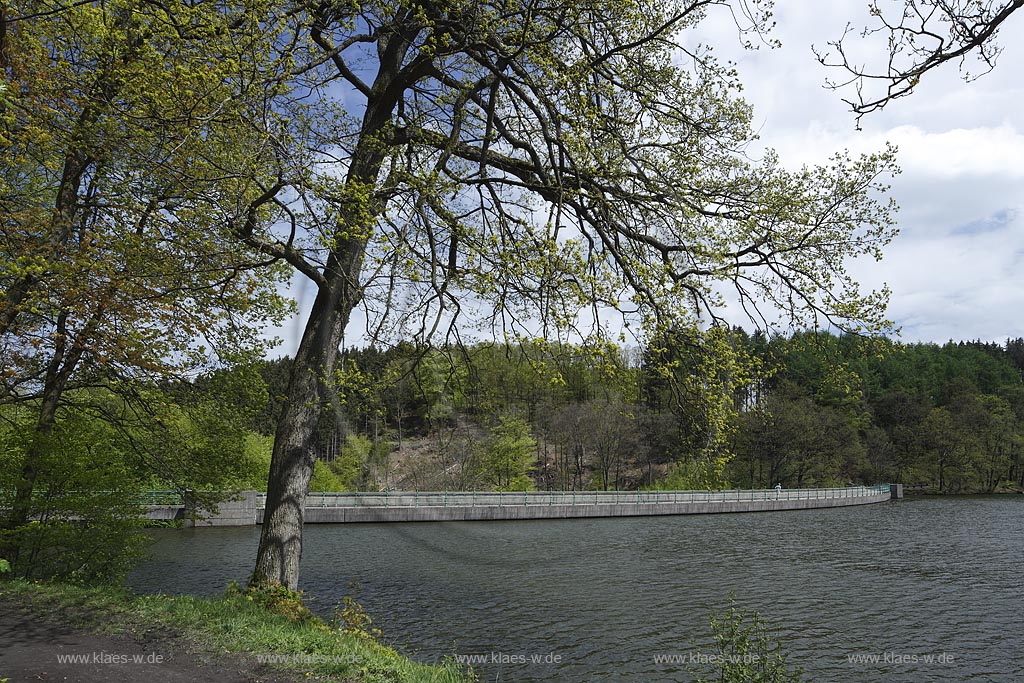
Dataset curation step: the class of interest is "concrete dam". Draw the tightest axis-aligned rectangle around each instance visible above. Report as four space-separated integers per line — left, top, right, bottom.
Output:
144 484 903 527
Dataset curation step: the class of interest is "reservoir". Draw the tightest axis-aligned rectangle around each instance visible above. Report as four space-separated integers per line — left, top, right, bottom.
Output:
128 496 1023 682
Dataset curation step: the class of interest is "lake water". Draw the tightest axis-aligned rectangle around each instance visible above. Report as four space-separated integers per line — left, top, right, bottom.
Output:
128 496 1024 682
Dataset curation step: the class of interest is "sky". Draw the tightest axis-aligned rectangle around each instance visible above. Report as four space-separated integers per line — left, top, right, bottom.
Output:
698 0 1024 344
270 2 1024 355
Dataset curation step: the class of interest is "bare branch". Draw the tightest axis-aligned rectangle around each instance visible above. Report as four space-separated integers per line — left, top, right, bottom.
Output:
816 0 1023 124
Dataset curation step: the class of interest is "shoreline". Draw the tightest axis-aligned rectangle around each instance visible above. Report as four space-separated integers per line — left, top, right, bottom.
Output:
0 580 474 683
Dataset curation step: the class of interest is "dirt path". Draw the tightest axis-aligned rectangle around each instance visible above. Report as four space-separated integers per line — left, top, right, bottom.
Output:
0 597 307 683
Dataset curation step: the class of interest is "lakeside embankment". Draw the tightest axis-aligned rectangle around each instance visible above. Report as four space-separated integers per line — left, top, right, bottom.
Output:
0 580 474 683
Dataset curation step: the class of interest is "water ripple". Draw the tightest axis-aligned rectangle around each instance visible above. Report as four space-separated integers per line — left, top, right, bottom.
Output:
129 496 1024 683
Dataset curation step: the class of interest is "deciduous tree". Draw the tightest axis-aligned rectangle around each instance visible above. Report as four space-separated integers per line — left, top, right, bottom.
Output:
479 415 536 491
0 0 292 566
239 0 899 589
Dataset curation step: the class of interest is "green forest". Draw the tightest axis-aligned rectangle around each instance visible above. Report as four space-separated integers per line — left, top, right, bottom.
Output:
247 331 1024 495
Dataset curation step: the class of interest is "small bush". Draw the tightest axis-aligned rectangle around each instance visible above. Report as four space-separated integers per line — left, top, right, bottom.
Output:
334 583 383 640
0 412 148 584
690 599 803 683
231 582 321 625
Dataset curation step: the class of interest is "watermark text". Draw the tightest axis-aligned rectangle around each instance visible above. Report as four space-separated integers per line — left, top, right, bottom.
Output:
255 653 364 666
653 651 763 666
846 651 956 666
55 651 165 665
454 651 562 666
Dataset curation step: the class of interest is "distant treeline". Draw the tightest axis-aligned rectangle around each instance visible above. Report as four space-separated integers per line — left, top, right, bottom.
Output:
227 332 1024 494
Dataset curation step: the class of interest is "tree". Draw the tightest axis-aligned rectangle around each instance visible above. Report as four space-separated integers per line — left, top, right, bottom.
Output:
240 0 899 589
869 389 929 483
642 326 761 486
0 377 269 580
0 0 291 568
920 406 963 493
479 415 537 491
547 397 642 490
997 385 1024 488
585 399 642 491
817 0 1023 123
0 406 148 582
550 402 592 490
976 394 1015 492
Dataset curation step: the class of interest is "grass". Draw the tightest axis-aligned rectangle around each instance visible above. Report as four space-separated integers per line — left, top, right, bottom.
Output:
0 579 474 683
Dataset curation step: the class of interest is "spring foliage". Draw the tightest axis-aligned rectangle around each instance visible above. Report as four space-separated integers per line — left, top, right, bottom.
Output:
5 0 903 589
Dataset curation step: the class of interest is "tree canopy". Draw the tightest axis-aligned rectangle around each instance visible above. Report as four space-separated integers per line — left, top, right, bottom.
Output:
0 0 292 568
221 0 902 589
3 0 908 590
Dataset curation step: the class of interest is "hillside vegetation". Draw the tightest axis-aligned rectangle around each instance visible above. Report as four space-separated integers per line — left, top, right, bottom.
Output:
241 332 1024 495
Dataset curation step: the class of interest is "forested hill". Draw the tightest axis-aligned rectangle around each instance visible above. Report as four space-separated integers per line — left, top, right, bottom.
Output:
229 332 1024 495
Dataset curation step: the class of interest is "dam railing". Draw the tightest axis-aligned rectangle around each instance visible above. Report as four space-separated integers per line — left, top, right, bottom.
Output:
6 485 899 526
6 485 892 511
260 485 891 509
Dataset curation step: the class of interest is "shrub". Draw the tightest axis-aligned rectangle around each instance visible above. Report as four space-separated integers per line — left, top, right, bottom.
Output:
0 412 148 583
690 600 803 683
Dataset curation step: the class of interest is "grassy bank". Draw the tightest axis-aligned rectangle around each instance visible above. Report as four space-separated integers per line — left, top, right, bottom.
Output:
0 579 474 683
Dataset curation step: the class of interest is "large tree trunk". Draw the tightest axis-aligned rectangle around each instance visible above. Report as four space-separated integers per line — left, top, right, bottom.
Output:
249 16 415 590
248 201 382 590
250 282 356 589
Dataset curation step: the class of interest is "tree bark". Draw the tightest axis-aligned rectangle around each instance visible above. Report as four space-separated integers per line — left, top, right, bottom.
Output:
249 16 418 589
250 280 356 590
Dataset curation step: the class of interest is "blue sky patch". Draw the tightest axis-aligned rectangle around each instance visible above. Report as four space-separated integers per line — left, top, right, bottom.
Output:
952 208 1018 235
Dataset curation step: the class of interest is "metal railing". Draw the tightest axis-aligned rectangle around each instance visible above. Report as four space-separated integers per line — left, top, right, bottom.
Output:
255 485 890 509
136 490 186 506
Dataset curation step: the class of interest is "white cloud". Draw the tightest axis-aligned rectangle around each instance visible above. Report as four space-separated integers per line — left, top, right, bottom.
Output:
850 209 1024 342
712 1 1024 343
766 124 1024 180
